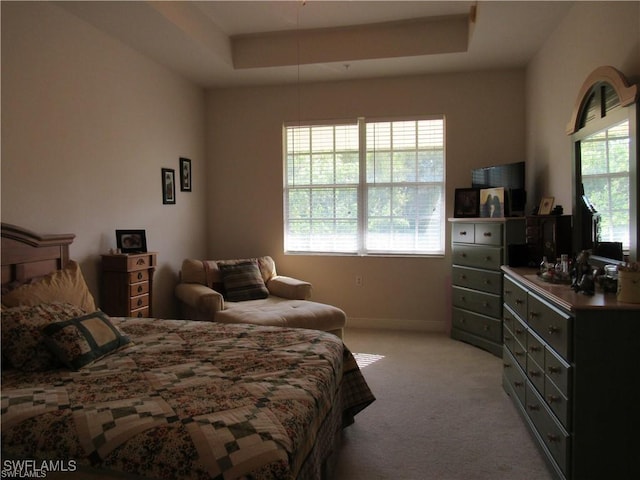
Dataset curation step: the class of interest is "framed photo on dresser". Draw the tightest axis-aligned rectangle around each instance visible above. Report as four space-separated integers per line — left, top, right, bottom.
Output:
454 188 480 218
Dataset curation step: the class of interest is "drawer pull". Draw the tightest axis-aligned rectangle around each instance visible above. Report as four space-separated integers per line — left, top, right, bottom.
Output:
460 275 467 280
515 351 525 357
136 311 143 318
503 363 511 368
136 259 146 265
547 395 560 404
460 231 468 236
484 256 492 261
515 299 523 305
137 272 143 280
461 252 467 258
514 381 524 388
136 298 143 306
137 285 143 293
514 328 524 335
482 301 489 308
483 325 490 331
505 289 512 295
546 433 561 443
483 232 492 237
529 370 541 377
527 403 540 412
483 279 491 284
547 366 561 375
529 345 541 352
529 311 538 320
548 325 560 335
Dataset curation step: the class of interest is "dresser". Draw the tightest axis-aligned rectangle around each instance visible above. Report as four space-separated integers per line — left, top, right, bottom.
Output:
101 252 157 317
501 267 640 480
449 218 525 356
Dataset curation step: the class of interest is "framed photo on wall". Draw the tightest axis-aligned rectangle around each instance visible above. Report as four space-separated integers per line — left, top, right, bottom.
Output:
454 188 480 218
115 229 147 253
480 187 505 218
179 157 191 192
162 168 176 204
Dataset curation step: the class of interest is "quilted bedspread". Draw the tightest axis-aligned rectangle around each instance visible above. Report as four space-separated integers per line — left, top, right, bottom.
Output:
1 319 374 480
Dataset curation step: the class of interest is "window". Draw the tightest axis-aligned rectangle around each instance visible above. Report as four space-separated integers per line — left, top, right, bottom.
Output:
580 119 631 249
284 117 445 255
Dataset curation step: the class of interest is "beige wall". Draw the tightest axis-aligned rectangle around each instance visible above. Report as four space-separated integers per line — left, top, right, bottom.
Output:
1 2 208 317
206 71 526 330
526 1 640 215
3 1 637 331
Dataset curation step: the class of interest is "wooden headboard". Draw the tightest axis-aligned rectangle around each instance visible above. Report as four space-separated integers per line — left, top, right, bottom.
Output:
1 223 75 288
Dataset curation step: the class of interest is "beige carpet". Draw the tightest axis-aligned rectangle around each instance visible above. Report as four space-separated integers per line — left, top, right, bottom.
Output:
332 328 553 480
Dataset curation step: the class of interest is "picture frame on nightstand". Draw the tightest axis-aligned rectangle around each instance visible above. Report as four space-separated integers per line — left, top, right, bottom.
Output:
115 229 147 253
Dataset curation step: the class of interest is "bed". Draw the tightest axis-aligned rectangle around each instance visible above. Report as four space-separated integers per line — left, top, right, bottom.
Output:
1 223 375 480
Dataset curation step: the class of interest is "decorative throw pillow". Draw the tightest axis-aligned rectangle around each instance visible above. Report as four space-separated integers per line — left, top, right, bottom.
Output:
1 302 87 371
42 311 131 370
1 260 96 312
218 260 269 302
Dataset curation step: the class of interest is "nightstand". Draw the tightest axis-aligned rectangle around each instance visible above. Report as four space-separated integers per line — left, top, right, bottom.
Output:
101 252 157 317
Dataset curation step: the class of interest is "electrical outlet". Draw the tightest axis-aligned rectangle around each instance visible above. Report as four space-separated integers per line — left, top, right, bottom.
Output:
355 275 363 287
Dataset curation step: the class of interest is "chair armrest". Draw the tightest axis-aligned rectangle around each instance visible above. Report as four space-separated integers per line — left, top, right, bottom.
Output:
266 276 312 300
175 283 224 314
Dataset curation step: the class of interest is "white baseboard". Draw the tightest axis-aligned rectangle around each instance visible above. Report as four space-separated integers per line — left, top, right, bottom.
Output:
345 317 447 333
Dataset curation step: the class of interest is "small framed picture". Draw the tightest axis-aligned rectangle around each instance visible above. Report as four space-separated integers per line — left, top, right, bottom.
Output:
454 188 480 218
162 168 176 204
538 196 555 215
480 187 505 218
115 230 147 253
179 157 191 192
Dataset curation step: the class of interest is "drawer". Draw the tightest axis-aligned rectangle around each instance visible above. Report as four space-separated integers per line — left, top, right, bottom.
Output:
526 354 545 395
526 329 545 368
503 325 514 352
527 293 572 360
452 308 502 343
127 254 155 271
130 306 150 318
503 347 527 406
452 266 502 294
128 294 149 311
129 281 149 297
503 307 516 338
452 286 502 318
545 347 571 397
511 335 528 371
545 376 570 430
511 313 528 349
452 244 503 270
128 269 150 283
525 383 570 476
503 276 527 320
452 223 475 243
474 223 503 246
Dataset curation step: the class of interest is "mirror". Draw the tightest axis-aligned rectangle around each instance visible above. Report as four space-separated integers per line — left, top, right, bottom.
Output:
568 66 639 265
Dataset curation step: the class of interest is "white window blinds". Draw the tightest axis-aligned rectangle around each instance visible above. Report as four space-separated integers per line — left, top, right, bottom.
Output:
284 117 445 255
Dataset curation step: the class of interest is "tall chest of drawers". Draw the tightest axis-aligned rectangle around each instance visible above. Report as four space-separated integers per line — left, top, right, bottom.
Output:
501 267 640 480
450 218 525 356
101 252 157 318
